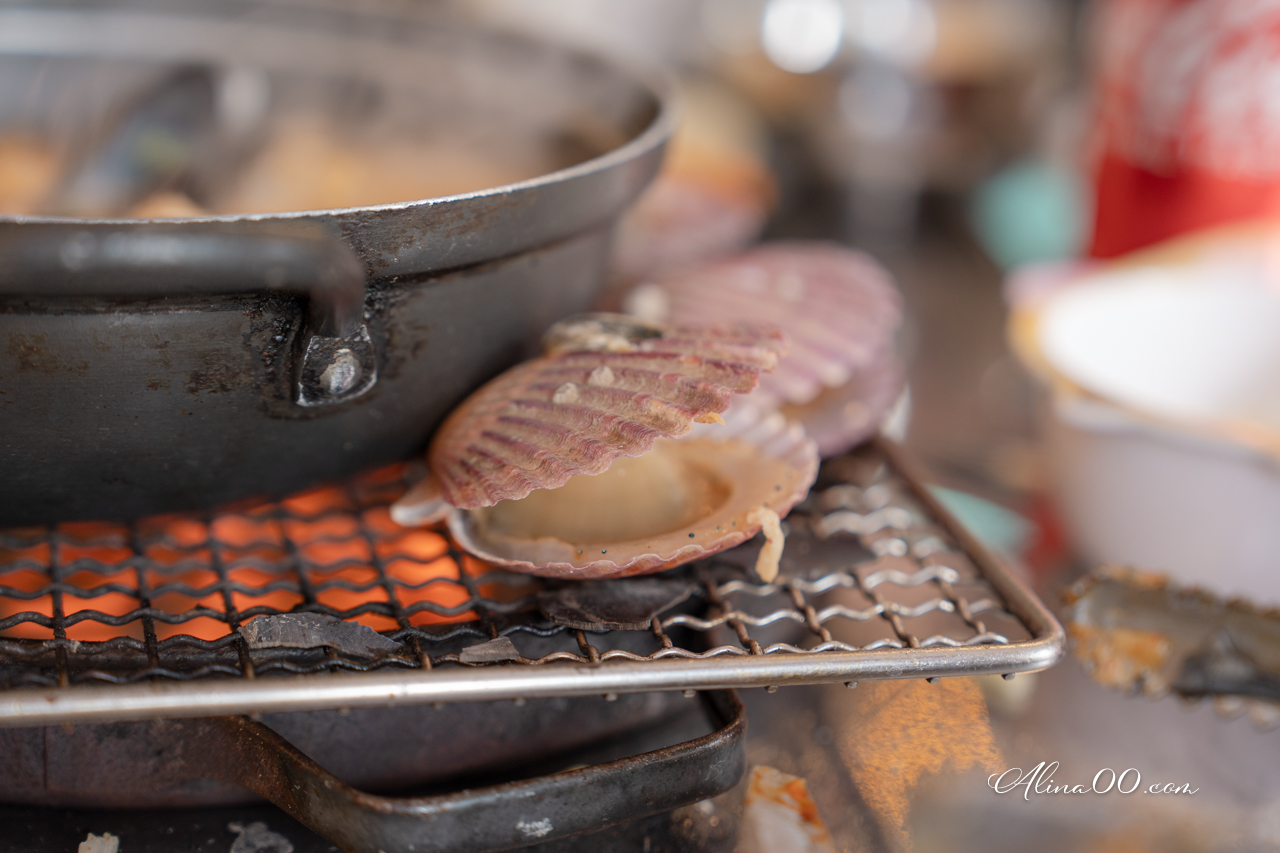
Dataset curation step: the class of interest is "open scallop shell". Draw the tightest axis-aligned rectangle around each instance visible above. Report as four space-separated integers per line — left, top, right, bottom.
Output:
392 315 817 578
625 242 905 455
393 315 785 516
446 397 818 579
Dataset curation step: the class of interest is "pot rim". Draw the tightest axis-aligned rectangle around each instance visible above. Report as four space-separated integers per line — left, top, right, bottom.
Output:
0 4 679 276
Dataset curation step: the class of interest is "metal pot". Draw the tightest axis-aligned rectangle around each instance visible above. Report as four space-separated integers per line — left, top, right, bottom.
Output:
0 2 673 525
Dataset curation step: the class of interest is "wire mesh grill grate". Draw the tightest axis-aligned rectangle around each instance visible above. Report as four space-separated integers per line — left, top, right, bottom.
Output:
0 442 1058 711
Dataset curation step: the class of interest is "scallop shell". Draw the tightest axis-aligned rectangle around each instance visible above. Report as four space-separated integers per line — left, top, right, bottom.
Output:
773 341 904 457
391 316 818 579
446 399 818 579
625 242 905 454
391 316 786 525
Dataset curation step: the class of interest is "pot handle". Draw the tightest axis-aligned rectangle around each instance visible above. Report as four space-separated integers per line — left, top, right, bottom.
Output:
196 689 746 853
0 222 375 406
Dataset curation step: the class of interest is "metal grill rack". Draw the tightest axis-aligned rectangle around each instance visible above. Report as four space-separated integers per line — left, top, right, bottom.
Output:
0 440 1063 726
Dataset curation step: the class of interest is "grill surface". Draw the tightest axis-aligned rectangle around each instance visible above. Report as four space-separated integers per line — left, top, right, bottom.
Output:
0 440 1063 725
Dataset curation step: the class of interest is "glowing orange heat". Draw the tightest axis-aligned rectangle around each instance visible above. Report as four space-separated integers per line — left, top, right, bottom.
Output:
0 469 491 643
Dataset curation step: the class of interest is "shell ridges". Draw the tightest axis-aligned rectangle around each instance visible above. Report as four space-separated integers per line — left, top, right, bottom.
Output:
421 321 786 510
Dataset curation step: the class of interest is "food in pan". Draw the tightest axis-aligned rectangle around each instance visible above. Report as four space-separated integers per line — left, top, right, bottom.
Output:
392 314 818 580
0 135 60 215
0 117 537 219
215 117 538 215
625 242 905 456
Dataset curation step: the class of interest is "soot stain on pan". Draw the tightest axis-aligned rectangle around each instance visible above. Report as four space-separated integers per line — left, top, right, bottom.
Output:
341 186 537 277
6 331 91 376
361 278 404 381
247 292 302 380
238 291 306 411
184 362 239 396
170 293 296 399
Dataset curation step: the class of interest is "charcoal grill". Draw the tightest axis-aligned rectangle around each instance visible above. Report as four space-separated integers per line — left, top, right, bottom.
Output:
0 440 1063 852
0 440 1062 722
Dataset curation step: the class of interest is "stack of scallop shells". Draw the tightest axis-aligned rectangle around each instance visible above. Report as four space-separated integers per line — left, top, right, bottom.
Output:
392 315 819 580
393 244 903 582
625 242 905 458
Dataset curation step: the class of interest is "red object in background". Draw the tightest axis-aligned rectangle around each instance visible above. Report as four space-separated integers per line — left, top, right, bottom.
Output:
1089 0 1280 258
1021 493 1072 584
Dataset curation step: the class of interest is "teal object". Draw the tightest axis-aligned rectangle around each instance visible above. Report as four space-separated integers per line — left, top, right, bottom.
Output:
970 160 1084 271
927 485 1033 559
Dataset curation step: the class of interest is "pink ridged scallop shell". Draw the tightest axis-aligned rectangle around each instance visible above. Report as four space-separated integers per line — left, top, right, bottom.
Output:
445 400 819 578
784 341 905 457
393 320 786 523
625 242 905 455
685 397 820 517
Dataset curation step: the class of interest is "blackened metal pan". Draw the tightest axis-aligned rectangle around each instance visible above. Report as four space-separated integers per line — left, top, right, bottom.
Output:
0 2 673 524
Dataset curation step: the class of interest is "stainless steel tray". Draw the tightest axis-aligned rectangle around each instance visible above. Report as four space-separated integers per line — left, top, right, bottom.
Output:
0 440 1063 726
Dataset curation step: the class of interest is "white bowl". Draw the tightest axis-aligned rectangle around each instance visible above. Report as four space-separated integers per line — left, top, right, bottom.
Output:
1039 273 1280 438
1012 238 1280 607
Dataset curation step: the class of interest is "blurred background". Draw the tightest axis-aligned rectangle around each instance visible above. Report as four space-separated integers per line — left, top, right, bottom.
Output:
462 0 1083 508
444 1 1280 850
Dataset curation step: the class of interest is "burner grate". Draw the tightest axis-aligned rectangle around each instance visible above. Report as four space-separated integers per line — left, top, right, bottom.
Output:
0 441 1063 725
